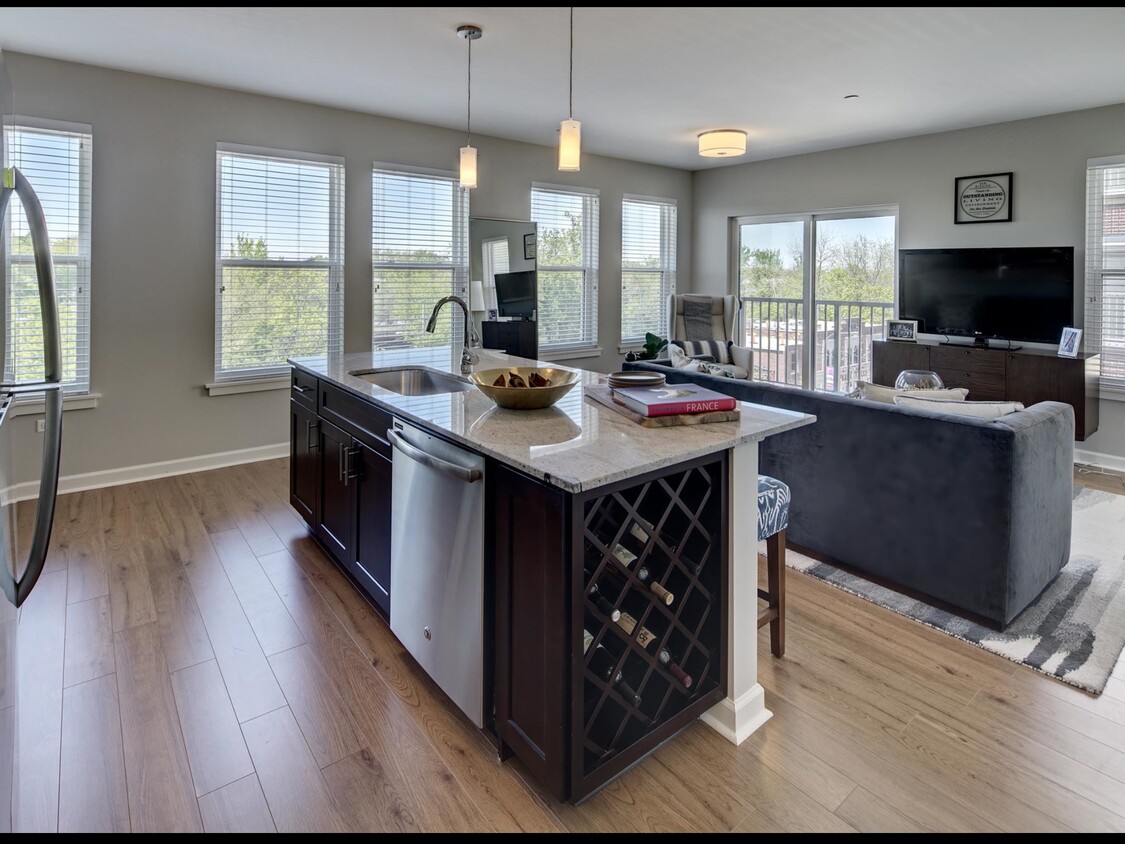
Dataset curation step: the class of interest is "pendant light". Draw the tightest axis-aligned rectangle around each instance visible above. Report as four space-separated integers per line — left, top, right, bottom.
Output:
558 7 581 172
458 25 482 189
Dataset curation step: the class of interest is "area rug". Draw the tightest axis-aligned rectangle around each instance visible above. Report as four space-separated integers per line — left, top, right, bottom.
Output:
786 486 1125 695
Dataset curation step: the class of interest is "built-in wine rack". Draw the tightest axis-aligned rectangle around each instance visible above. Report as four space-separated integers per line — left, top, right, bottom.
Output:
574 456 727 793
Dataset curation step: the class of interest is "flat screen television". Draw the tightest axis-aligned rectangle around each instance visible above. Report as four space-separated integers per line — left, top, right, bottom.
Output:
898 246 1074 344
495 270 537 320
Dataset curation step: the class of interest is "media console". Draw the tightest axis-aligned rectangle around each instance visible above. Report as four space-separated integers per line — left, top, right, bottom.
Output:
872 339 1099 440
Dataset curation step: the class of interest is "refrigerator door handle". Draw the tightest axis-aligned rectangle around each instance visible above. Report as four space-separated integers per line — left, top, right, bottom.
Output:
13 387 62 607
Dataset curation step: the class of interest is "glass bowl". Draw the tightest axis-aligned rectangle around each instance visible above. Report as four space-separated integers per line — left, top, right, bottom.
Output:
894 369 945 391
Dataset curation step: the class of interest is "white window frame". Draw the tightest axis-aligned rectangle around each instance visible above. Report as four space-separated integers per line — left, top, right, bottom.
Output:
213 142 345 382
1086 154 1125 398
4 117 93 395
620 193 677 348
371 163 469 351
531 183 600 354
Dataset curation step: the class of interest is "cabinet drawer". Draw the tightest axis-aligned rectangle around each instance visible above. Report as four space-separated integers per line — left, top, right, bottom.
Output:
318 381 392 458
932 369 1007 401
291 368 318 408
930 346 1006 376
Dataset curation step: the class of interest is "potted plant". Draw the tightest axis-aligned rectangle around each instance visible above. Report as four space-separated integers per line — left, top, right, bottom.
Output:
625 333 668 362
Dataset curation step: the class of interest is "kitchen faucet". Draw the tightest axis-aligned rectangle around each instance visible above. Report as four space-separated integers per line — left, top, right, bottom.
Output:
425 296 480 375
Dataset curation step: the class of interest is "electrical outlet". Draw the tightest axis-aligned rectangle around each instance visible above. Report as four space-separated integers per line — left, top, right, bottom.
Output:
35 419 46 434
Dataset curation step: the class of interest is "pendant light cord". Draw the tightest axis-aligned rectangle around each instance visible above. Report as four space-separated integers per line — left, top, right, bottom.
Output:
466 33 473 144
568 7 574 120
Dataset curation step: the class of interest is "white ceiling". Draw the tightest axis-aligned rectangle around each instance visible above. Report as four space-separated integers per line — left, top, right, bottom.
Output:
3 7 1125 171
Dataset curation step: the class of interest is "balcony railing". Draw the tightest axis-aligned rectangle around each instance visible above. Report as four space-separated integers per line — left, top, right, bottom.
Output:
742 296 894 392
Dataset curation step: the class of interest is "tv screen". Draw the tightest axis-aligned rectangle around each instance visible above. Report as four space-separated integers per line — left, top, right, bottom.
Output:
898 247 1074 344
495 271 537 319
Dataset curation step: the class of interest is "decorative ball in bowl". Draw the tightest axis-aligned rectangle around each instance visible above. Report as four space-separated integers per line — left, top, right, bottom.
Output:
469 367 580 410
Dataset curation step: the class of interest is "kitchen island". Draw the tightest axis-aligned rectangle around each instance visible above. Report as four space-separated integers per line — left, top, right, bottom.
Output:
288 346 814 802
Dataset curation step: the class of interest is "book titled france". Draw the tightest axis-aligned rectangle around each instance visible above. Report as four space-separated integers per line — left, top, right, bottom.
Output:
612 384 738 418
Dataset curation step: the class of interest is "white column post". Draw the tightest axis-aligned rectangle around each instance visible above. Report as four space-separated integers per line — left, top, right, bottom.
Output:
700 441 771 744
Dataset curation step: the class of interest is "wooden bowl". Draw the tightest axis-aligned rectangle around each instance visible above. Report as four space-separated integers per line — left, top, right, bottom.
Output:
470 367 580 410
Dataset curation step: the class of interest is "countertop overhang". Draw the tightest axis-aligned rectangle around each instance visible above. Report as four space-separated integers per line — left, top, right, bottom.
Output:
289 347 815 493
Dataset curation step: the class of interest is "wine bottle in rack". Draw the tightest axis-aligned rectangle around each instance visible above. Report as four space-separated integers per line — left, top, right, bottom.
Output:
614 609 659 650
585 633 642 707
648 579 674 606
584 571 622 622
659 648 693 688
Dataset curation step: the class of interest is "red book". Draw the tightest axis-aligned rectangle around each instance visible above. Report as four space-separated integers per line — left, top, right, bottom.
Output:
612 384 737 417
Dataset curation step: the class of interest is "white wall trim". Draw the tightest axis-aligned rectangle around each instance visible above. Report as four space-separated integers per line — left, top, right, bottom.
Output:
9 392 101 416
1075 448 1125 475
541 346 603 362
12 441 287 502
205 375 289 396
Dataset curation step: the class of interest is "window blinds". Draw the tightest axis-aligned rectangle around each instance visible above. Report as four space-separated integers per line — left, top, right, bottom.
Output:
621 195 677 344
4 120 92 393
214 144 344 380
372 168 468 350
1086 156 1125 392
531 185 600 351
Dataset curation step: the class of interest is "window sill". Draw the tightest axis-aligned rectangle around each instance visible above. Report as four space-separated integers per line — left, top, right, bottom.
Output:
540 347 603 362
10 392 101 416
206 375 290 397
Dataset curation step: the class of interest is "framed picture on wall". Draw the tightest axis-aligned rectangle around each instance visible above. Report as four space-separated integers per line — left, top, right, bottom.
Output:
886 319 919 342
955 171 1012 224
523 233 537 260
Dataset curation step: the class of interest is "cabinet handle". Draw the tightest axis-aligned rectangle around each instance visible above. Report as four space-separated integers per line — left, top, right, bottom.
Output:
346 446 360 482
338 442 346 483
307 419 318 450
292 383 311 393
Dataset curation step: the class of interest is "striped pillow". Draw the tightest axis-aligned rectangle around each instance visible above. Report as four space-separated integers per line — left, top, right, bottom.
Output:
673 338 732 364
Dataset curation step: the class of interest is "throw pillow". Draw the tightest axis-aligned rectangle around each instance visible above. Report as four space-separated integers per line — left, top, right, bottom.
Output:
893 395 1025 419
673 338 732 365
667 343 705 372
852 381 969 405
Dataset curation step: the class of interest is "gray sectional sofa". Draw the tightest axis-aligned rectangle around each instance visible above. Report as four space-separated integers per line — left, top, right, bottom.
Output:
623 361 1075 626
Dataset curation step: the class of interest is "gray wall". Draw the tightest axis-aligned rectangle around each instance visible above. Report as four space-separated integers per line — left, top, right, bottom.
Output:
691 102 1125 460
6 53 691 483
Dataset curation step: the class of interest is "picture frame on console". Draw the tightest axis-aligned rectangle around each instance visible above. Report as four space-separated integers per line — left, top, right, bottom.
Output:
1058 326 1082 358
955 171 1012 224
523 232 536 260
886 318 919 342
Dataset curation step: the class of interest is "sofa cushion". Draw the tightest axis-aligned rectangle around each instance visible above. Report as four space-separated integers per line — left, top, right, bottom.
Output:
894 395 1025 419
852 381 969 404
674 338 733 364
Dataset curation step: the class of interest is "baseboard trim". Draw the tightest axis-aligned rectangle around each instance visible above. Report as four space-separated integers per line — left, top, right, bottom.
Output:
700 683 772 745
14 442 288 502
1075 448 1125 475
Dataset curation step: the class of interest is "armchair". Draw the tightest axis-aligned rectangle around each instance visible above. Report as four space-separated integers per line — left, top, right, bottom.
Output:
666 293 753 378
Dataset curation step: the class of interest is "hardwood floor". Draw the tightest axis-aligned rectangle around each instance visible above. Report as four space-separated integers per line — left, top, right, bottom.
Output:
10 460 1125 832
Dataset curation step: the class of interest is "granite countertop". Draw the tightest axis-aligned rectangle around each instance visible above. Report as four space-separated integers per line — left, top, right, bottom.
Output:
289 347 815 493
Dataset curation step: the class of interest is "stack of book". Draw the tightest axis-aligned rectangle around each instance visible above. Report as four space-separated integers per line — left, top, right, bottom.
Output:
611 383 737 418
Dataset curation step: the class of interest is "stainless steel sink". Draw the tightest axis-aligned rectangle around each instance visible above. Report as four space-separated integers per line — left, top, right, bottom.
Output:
348 367 473 396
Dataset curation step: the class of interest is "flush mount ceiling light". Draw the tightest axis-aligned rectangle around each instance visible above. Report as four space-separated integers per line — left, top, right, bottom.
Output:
458 24 482 189
697 129 747 158
558 7 581 172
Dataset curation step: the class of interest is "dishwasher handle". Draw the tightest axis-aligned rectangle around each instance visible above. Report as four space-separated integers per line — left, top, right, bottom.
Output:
388 429 482 484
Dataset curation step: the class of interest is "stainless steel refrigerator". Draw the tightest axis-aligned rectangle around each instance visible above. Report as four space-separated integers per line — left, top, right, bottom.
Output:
0 50 65 832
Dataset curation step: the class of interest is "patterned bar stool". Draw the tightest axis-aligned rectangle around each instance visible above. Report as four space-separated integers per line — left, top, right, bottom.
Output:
757 475 790 658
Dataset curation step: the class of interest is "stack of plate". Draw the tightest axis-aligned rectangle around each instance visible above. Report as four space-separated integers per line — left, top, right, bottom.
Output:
607 370 666 389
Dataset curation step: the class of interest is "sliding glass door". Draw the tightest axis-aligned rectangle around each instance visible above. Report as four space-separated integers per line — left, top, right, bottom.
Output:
737 208 896 391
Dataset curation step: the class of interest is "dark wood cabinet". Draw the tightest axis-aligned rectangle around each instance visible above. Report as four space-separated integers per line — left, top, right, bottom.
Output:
289 399 319 527
293 376 394 621
872 340 1099 440
351 441 392 618
316 417 354 564
482 319 538 359
493 453 729 803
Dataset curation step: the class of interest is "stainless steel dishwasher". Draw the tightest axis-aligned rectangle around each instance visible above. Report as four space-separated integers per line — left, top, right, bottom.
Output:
388 418 486 727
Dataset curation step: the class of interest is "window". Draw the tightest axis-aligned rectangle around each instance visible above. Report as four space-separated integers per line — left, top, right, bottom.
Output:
4 119 92 393
621 195 676 345
531 184 599 352
214 144 344 380
372 167 468 350
737 208 896 392
1086 156 1125 392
